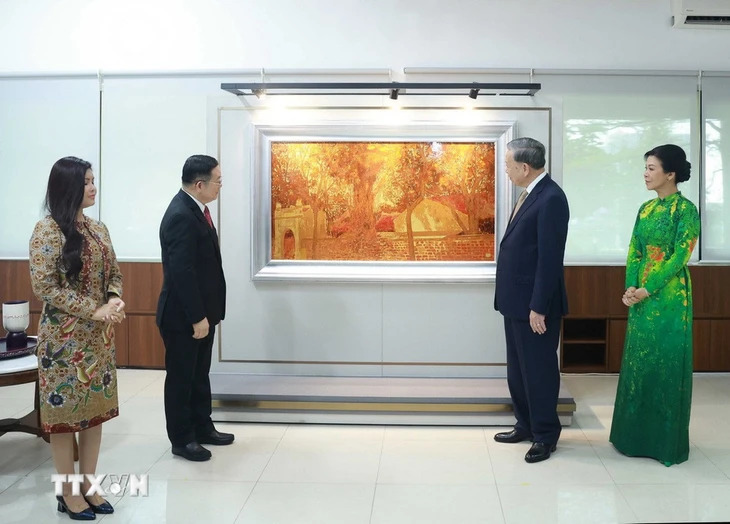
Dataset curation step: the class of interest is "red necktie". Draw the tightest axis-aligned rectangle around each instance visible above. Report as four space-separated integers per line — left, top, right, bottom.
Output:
203 206 215 229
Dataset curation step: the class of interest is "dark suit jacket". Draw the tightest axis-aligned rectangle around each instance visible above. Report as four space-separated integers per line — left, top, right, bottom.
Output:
156 190 226 332
494 175 569 320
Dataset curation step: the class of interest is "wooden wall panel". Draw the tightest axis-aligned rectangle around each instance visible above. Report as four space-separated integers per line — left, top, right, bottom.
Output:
691 267 730 318
564 267 611 316
126 315 165 369
114 319 130 368
5 261 730 371
606 266 630 317
117 262 163 314
607 319 627 373
1 259 165 369
710 320 730 370
693 319 713 371
29 313 41 336
0 260 42 312
564 266 730 373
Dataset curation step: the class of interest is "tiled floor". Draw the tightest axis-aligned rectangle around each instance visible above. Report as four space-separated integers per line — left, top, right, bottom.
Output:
2 370 730 523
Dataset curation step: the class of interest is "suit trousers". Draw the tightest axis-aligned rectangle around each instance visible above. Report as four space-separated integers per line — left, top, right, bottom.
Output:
504 315 562 445
161 324 216 446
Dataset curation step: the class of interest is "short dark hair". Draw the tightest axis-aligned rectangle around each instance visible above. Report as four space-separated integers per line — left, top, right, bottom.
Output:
506 137 546 170
182 155 219 185
644 144 691 183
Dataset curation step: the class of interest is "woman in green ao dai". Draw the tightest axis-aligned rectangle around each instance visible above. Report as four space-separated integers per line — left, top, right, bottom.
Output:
610 144 700 466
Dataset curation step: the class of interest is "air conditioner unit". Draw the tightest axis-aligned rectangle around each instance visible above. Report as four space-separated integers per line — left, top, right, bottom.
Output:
672 0 730 28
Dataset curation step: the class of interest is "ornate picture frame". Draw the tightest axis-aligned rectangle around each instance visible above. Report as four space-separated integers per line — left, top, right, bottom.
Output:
251 121 516 282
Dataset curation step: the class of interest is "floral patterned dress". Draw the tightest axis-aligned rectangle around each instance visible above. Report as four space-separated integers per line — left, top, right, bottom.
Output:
609 191 700 465
29 215 123 434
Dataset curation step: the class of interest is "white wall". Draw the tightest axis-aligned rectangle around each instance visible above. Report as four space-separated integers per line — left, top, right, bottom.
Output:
2 0 730 73
215 105 548 377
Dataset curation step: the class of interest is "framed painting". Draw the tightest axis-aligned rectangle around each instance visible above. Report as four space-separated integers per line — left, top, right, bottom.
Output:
251 121 516 282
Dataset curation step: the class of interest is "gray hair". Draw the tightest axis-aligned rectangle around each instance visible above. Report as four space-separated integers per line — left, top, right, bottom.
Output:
507 137 546 170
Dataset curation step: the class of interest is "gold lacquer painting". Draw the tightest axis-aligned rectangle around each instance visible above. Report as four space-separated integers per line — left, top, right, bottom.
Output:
270 141 496 262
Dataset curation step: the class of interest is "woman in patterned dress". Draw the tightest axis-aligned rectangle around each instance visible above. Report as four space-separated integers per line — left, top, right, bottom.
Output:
609 144 700 466
29 157 125 519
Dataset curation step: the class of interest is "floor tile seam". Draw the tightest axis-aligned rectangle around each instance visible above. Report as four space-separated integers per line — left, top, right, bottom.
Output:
382 437 494 444
615 481 730 487
493 483 516 524
249 424 290 489
16 454 53 479
375 480 498 487
143 440 177 473
251 480 377 486
247 478 380 485
137 446 171 475
373 481 499 487
125 378 165 398
369 425 386 522
494 480 629 487
584 435 624 486
231 485 255 524
0 475 24 496
614 480 674 522
610 478 730 485
694 443 730 481
478 428 501 488
101 432 169 437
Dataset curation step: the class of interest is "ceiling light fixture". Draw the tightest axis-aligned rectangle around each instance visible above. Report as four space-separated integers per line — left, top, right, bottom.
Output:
221 81 540 99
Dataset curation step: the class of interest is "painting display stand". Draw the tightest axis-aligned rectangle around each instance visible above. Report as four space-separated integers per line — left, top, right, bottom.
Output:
211 376 576 426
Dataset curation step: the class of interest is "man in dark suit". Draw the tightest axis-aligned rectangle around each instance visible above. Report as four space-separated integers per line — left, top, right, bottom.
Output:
157 154 233 461
493 137 569 463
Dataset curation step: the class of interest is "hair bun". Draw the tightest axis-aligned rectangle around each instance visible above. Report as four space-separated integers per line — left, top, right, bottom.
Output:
676 160 691 183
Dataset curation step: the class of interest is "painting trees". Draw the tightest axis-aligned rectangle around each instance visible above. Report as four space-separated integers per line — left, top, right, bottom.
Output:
437 143 496 233
327 143 386 238
271 143 351 258
377 143 442 260
270 139 497 262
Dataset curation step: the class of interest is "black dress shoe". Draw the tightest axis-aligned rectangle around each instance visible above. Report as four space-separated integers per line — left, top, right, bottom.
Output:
171 441 212 461
56 495 96 520
84 495 114 514
525 442 557 463
197 429 234 446
494 429 532 443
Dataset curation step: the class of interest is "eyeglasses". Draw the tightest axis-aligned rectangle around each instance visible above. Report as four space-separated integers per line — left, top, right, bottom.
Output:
195 178 222 186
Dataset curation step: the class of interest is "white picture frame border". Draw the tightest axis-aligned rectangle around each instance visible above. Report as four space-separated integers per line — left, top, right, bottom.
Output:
250 120 517 282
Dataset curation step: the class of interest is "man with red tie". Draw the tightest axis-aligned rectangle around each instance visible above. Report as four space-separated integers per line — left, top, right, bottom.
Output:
493 138 569 463
157 155 232 461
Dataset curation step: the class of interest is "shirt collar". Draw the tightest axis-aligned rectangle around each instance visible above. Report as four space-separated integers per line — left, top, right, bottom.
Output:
525 171 547 194
182 188 206 212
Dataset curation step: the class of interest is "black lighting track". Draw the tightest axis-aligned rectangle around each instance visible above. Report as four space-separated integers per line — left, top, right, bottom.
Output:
220 82 541 98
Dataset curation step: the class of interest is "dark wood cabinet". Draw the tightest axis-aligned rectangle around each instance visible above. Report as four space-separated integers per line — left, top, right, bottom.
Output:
607 319 627 372
561 318 608 372
562 266 730 373
0 260 165 369
127 315 165 369
693 319 713 371
709 320 730 371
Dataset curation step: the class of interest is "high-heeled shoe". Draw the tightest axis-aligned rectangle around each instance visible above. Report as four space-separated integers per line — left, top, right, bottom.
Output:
56 495 96 520
84 495 114 514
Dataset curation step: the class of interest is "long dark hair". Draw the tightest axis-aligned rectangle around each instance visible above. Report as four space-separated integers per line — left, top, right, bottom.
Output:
44 156 91 284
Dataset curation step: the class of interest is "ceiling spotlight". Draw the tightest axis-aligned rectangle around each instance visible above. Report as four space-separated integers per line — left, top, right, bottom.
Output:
468 88 480 100
389 88 399 100
252 88 267 99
